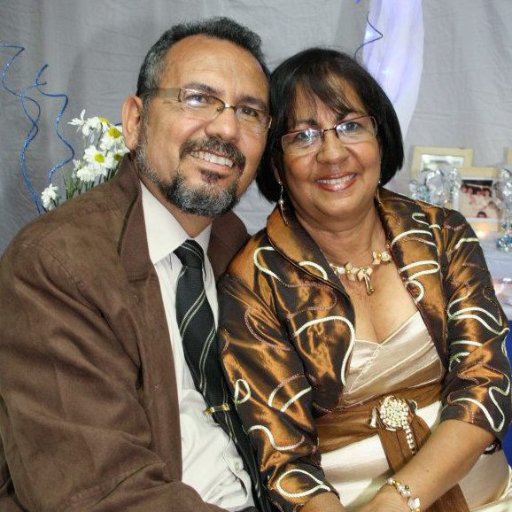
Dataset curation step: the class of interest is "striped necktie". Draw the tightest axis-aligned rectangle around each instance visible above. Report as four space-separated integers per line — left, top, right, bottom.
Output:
174 239 272 512
174 239 230 416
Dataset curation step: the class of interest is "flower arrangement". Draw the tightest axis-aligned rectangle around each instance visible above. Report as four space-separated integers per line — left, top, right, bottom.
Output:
41 110 129 210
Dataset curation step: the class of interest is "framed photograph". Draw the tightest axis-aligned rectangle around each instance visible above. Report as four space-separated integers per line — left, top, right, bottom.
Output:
506 147 512 164
411 146 474 176
458 177 498 221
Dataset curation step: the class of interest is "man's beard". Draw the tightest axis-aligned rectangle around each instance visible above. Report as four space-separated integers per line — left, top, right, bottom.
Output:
135 130 245 217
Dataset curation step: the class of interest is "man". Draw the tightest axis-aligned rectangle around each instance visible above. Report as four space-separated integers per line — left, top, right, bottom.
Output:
0 17 272 512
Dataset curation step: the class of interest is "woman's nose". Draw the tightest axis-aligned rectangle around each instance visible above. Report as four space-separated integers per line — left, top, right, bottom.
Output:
316 129 349 163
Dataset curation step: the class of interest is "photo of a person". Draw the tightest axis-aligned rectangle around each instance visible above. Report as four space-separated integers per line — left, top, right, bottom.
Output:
458 178 498 219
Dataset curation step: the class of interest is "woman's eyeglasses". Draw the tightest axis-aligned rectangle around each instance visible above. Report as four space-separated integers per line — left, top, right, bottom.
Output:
281 115 377 155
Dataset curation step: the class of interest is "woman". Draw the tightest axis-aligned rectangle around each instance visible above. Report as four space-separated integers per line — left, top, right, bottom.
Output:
218 48 512 512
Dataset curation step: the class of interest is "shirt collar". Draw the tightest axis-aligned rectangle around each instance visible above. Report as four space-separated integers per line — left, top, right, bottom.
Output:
141 182 211 265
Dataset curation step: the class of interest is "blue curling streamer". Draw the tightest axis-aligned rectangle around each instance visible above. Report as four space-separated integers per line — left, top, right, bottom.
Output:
19 83 44 212
34 65 75 184
353 13 384 61
1 43 44 212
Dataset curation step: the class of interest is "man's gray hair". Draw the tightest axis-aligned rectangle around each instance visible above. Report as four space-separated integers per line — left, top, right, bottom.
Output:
136 16 269 102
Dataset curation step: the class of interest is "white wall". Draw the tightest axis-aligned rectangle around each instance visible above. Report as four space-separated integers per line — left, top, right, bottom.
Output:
1 0 511 250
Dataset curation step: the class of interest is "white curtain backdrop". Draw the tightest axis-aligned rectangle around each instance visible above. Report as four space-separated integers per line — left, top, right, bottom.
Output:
1 0 512 251
362 0 423 137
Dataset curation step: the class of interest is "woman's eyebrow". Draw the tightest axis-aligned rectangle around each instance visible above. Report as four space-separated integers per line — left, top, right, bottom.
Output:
290 116 319 127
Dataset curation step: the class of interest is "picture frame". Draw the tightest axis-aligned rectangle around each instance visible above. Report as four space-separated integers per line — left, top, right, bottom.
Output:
457 176 499 221
456 167 499 238
458 176 498 222
411 146 474 176
506 147 512 165
457 166 496 178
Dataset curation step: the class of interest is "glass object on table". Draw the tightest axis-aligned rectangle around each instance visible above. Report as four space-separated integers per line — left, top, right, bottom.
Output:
493 277 512 315
409 165 461 208
493 168 512 252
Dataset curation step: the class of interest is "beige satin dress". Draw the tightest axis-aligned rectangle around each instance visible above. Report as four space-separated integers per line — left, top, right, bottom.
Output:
321 311 512 511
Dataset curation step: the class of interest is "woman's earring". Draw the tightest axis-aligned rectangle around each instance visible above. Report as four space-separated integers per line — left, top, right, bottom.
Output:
277 182 289 225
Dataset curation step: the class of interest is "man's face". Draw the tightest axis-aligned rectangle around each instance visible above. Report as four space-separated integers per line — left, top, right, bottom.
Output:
129 35 269 218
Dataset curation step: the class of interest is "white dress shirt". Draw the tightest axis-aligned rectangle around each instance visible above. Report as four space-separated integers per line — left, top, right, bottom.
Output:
141 184 253 511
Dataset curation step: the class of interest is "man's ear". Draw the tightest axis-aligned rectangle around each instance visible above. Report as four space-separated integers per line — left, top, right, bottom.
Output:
121 95 144 150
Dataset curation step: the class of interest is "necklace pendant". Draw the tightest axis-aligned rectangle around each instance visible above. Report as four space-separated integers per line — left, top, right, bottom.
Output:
361 273 375 295
328 246 390 295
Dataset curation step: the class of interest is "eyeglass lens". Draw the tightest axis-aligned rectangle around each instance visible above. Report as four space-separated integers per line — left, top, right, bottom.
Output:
282 116 376 154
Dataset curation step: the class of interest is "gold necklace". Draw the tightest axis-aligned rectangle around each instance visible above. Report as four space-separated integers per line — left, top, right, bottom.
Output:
329 249 392 295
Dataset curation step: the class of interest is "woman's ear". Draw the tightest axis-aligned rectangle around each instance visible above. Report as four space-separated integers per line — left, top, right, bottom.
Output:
121 95 144 150
272 159 289 225
272 159 282 185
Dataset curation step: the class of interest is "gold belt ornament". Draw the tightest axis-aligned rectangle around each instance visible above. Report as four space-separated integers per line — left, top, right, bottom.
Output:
371 395 418 454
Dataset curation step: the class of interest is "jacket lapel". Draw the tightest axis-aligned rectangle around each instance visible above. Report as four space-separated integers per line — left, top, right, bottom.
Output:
116 158 183 477
267 189 448 363
377 189 448 360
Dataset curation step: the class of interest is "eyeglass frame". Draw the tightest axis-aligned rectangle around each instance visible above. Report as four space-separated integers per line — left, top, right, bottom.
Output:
141 87 272 134
280 114 378 155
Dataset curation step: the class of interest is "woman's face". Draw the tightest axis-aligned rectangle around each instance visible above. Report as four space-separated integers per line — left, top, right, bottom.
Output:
280 82 381 231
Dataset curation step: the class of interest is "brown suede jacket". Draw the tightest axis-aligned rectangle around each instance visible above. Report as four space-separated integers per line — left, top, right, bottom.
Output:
219 188 511 512
0 156 261 511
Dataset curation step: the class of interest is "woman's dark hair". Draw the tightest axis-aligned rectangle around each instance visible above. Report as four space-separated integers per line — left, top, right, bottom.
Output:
257 47 404 202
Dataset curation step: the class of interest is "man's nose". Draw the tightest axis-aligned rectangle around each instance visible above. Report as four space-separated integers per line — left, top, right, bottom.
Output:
204 105 240 141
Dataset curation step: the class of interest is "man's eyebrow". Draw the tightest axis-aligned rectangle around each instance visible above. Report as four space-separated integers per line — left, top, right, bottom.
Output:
181 82 268 111
182 82 217 95
237 94 268 111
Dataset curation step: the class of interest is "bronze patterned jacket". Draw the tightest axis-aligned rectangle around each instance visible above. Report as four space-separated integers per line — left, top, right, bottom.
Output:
218 188 512 511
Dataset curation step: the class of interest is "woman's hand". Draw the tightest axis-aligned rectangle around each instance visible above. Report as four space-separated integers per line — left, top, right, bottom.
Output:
355 485 409 512
301 492 347 512
356 419 494 511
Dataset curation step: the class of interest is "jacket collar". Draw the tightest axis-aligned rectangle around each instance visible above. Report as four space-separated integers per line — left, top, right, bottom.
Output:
108 155 154 281
266 188 443 303
114 154 245 281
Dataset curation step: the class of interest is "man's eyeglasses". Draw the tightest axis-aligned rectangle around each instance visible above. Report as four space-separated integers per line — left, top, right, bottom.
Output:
281 115 377 155
146 88 271 135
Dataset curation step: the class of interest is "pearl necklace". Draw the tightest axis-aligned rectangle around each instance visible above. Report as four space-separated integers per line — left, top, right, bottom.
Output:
329 249 392 295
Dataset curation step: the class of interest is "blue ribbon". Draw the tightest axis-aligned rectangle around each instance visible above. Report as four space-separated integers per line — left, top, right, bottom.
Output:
354 13 384 60
34 64 75 184
1 43 44 212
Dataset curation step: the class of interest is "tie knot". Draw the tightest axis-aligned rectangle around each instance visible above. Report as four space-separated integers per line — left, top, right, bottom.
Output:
174 240 205 269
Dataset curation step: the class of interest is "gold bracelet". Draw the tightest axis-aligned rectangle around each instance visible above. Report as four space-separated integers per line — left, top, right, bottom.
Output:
385 477 421 511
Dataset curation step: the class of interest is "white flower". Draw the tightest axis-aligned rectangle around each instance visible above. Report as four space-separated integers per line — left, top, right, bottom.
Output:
41 184 60 210
44 112 125 209
76 164 103 182
83 145 110 174
100 124 125 151
102 150 117 170
81 116 104 139
114 147 129 162
68 109 86 128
